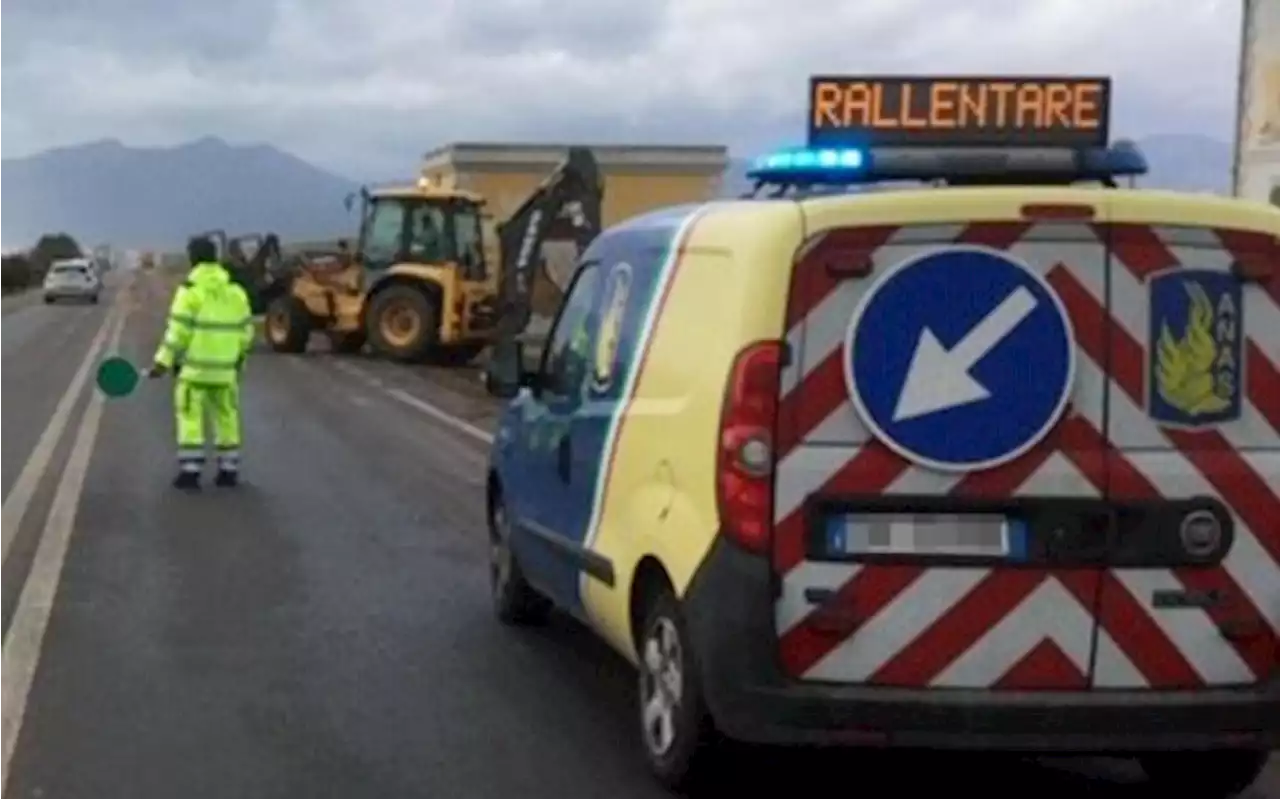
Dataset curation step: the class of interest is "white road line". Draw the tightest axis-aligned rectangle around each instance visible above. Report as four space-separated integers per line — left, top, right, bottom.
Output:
326 359 495 445
384 388 494 444
2 303 121 564
1 306 128 793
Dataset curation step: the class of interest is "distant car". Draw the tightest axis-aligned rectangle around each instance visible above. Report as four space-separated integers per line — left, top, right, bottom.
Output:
43 259 101 304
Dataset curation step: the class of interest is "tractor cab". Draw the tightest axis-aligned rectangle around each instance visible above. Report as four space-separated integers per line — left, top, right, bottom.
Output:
355 179 490 284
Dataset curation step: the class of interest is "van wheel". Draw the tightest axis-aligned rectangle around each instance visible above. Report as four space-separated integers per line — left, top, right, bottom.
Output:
1140 750 1269 798
488 495 550 625
637 589 715 790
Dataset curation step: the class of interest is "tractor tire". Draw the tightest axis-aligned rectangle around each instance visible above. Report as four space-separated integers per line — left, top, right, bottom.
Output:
265 295 311 353
426 342 487 367
329 332 366 354
367 285 438 362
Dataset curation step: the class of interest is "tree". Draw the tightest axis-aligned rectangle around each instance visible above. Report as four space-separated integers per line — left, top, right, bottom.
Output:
31 232 82 263
1 254 34 294
27 232 83 282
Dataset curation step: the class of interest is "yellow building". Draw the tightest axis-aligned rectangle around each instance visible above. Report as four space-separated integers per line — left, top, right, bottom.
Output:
420 142 729 227
420 142 729 318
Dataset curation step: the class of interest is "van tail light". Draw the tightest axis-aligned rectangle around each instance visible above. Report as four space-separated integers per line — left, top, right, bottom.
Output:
717 341 783 554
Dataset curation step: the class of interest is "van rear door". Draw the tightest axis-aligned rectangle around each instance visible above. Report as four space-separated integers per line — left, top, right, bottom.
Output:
1089 202 1280 689
774 195 1115 690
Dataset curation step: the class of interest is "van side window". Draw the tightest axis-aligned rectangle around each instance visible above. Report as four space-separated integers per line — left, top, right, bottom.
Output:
540 262 602 400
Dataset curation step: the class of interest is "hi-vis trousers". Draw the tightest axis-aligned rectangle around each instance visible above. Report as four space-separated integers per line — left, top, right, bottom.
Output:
174 380 241 474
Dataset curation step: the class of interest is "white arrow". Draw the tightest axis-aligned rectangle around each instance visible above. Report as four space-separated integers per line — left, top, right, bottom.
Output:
892 286 1039 422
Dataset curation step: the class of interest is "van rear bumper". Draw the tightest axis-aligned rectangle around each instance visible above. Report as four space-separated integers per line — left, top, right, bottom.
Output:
682 538 1280 752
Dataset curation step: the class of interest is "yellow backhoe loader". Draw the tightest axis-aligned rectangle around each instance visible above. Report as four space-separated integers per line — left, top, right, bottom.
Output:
262 147 603 364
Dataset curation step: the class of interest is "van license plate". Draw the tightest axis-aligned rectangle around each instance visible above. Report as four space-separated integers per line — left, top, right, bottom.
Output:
824 513 1024 559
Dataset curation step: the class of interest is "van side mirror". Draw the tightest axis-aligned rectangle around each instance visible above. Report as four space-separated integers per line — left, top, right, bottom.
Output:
485 340 531 399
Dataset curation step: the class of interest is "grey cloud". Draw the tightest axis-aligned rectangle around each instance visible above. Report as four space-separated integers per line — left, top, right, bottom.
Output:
2 0 279 66
439 0 671 59
0 0 1246 178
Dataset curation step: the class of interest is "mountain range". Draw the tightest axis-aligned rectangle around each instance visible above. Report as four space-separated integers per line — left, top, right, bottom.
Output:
1 134 1235 251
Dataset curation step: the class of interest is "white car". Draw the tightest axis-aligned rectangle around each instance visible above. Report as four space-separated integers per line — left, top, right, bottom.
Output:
43 259 101 304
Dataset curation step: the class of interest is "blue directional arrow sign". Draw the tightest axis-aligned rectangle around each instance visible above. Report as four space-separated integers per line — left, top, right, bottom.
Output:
846 245 1076 472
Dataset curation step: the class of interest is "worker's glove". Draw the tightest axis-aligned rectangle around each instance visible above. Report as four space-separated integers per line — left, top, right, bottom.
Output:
146 363 168 379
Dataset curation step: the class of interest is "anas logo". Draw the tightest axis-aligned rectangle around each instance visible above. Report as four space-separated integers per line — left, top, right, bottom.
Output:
1148 269 1244 428
591 263 633 394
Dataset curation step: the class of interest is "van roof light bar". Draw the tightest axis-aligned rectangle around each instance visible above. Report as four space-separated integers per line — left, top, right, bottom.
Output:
743 141 1148 197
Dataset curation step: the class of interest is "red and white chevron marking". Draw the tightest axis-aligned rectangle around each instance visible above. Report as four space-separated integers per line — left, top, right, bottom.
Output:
772 220 1280 691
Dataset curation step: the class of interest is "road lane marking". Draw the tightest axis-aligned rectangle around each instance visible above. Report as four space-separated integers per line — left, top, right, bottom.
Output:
2 302 122 564
1 305 129 793
385 388 493 444
325 359 494 444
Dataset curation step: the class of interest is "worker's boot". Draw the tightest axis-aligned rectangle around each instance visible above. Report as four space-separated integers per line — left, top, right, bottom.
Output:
214 469 239 488
171 471 201 490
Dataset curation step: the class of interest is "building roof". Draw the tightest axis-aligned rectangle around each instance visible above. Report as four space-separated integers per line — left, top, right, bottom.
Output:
422 142 730 174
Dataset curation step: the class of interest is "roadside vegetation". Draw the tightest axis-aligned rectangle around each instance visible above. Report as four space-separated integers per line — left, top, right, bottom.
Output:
1 233 84 294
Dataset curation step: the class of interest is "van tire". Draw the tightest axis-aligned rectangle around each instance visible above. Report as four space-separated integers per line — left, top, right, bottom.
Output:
636 589 715 791
1139 749 1269 798
488 495 550 625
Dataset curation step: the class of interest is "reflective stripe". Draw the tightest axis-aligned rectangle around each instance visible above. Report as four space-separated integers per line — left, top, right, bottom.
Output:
170 314 250 331
178 447 204 474
182 357 241 369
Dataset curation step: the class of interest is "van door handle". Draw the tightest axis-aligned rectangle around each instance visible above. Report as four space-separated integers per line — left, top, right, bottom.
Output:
556 435 571 482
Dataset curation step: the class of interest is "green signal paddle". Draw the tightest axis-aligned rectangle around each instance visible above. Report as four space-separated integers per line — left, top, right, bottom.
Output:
96 355 141 398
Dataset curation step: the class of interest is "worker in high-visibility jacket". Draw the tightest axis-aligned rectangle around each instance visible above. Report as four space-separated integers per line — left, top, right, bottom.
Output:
147 236 255 489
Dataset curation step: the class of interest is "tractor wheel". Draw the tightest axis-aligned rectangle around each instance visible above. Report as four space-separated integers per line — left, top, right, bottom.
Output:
329 332 366 354
426 342 487 367
265 295 311 353
367 285 437 362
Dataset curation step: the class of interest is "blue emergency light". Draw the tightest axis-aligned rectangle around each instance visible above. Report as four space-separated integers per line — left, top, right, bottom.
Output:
745 140 1149 195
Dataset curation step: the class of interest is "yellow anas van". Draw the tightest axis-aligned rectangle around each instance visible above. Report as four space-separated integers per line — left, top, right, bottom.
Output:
482 77 1280 796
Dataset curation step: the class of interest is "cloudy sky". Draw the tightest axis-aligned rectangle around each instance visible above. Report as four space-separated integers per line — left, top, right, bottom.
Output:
1 0 1246 179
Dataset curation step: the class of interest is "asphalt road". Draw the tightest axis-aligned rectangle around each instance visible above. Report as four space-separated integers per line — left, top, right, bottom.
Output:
2 270 1277 798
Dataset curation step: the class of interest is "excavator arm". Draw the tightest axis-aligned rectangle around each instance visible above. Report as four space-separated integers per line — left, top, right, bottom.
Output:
494 146 603 337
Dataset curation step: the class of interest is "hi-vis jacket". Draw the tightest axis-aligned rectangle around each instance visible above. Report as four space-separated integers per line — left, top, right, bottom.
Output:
154 261 254 385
